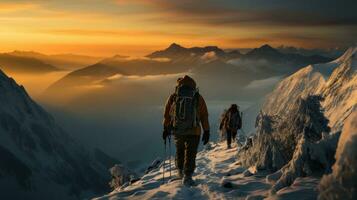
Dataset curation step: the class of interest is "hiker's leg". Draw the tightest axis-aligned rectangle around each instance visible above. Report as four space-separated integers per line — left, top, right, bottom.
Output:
232 130 237 142
183 135 200 177
174 135 185 173
226 130 232 147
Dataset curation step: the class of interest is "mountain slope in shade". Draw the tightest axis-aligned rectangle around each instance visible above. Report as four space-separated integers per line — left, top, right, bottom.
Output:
0 69 117 199
0 53 59 73
263 47 357 131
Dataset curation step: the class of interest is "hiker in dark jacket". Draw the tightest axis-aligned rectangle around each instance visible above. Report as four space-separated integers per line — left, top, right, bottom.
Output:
219 104 242 149
163 75 210 186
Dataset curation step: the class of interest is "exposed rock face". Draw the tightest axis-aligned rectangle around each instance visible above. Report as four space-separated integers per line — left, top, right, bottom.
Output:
318 112 357 200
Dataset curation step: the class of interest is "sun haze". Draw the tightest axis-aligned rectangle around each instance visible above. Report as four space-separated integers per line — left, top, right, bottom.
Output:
0 0 356 56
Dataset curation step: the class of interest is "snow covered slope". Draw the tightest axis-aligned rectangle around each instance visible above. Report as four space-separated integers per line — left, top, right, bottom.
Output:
0 70 116 199
94 142 320 200
263 47 357 131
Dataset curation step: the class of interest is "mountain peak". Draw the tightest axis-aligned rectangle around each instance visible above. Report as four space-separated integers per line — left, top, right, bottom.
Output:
167 43 184 50
259 44 276 51
245 44 281 58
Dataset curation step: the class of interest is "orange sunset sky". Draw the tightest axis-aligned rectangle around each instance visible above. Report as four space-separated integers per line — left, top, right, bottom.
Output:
0 0 356 56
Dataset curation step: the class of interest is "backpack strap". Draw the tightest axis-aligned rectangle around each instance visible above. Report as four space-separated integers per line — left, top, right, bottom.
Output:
192 92 200 127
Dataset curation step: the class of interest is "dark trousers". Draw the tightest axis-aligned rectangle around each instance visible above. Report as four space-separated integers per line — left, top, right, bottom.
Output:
226 130 237 147
174 135 200 176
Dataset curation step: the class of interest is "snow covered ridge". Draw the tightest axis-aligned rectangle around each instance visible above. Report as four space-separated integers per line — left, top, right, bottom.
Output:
263 46 357 132
0 69 117 199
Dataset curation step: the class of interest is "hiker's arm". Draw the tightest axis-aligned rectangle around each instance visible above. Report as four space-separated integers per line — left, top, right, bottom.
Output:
238 114 242 129
198 95 210 131
163 94 175 128
220 112 228 129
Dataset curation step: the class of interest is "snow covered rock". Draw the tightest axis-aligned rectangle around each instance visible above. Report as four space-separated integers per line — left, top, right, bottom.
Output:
270 131 340 194
220 177 234 188
145 157 162 174
263 47 357 132
239 95 332 173
109 164 137 190
318 112 357 200
0 69 117 199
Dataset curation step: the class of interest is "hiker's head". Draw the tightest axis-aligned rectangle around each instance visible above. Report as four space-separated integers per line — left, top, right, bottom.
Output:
176 75 196 89
230 104 239 112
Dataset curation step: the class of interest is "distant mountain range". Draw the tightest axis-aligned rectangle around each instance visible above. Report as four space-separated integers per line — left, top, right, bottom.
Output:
0 53 59 73
0 44 336 76
46 43 333 95
9 51 103 70
0 51 103 73
149 43 331 64
147 43 242 62
277 45 346 58
244 44 331 63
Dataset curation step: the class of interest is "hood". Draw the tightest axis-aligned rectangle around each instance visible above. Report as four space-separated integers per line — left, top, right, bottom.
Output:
177 75 196 88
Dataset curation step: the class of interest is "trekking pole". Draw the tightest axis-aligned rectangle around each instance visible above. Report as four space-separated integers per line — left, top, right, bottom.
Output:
168 135 172 179
162 138 166 183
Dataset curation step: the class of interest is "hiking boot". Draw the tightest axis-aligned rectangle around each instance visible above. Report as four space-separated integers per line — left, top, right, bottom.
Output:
182 175 195 186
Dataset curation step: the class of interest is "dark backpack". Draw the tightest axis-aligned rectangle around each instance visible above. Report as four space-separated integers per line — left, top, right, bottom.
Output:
172 85 199 133
227 111 242 130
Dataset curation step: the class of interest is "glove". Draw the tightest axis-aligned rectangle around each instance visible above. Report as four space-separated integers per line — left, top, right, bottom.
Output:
202 130 210 145
162 129 170 141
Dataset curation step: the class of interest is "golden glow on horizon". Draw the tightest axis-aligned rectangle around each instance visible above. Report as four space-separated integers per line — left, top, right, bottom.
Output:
0 1 353 56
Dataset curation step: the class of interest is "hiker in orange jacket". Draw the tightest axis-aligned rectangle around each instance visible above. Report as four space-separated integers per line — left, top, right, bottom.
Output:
163 75 210 186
